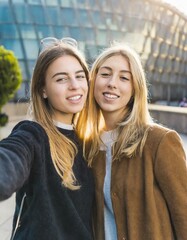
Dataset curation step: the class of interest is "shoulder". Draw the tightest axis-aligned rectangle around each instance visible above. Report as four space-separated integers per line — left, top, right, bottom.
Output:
141 125 186 172
145 124 184 155
11 120 48 141
13 120 45 133
147 123 180 142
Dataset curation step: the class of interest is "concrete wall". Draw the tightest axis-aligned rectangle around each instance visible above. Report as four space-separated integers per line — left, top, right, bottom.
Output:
149 104 187 135
2 102 29 121
2 103 187 135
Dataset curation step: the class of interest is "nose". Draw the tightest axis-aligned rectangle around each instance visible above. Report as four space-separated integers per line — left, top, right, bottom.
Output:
108 74 117 89
69 77 80 90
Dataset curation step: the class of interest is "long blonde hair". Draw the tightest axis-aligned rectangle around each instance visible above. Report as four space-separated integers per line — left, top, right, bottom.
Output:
31 43 89 189
78 43 153 165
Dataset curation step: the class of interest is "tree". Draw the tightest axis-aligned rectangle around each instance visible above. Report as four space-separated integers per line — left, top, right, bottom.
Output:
0 45 22 126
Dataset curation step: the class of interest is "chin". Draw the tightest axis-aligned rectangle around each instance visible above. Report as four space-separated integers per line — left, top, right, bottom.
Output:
70 107 84 114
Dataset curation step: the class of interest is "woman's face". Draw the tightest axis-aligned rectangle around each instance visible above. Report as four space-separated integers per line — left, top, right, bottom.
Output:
43 55 88 124
94 55 133 124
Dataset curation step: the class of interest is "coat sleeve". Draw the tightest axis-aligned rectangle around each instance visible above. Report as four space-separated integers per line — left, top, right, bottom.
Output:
154 130 187 239
0 121 43 201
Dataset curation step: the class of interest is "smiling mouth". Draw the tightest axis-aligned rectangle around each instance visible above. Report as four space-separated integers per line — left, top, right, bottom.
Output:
67 95 82 101
103 93 119 99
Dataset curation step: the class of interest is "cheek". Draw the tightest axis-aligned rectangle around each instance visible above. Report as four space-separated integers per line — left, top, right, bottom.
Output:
47 87 65 102
83 81 89 95
51 87 63 96
120 84 133 101
93 83 99 99
94 77 102 94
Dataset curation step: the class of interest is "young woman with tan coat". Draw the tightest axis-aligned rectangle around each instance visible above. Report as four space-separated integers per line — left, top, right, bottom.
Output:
79 43 187 240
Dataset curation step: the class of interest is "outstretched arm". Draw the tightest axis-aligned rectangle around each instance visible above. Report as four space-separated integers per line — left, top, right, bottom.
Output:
0 121 44 201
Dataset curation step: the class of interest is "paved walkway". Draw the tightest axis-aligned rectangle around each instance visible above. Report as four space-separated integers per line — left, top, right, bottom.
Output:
0 119 187 240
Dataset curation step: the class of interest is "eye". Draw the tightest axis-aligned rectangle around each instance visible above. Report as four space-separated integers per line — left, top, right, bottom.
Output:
56 77 69 82
120 76 130 81
100 72 111 78
76 74 86 80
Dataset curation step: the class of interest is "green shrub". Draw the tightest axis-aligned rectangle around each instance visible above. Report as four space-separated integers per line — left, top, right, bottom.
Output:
0 113 8 127
0 45 22 126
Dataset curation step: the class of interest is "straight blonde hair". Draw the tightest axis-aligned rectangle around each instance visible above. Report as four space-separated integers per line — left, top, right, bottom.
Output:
31 43 89 189
77 43 153 165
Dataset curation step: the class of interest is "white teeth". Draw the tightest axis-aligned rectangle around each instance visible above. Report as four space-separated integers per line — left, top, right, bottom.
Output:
104 93 118 99
68 95 81 100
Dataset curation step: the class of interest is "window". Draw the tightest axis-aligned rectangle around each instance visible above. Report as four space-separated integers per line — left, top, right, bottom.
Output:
53 26 70 39
0 39 24 59
0 4 13 23
27 0 43 5
36 25 53 39
61 8 78 26
45 0 58 6
69 27 83 41
20 24 37 38
23 39 39 59
96 29 107 45
59 0 72 7
78 9 92 27
12 0 25 3
47 7 61 25
13 4 32 23
84 27 95 42
18 61 28 80
0 24 19 38
90 11 105 28
30 5 46 24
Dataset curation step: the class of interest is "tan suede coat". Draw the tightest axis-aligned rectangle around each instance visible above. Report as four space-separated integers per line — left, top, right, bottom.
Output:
92 125 187 240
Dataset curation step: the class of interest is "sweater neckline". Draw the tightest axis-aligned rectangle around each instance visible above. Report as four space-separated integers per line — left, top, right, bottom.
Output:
53 120 74 130
100 129 118 150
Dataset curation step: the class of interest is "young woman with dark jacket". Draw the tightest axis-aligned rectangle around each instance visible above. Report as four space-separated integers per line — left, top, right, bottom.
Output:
0 38 94 240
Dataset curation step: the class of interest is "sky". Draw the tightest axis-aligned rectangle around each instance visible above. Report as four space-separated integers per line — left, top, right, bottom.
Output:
164 0 187 15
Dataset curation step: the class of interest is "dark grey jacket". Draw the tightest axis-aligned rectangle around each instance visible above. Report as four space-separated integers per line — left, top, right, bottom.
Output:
0 121 94 240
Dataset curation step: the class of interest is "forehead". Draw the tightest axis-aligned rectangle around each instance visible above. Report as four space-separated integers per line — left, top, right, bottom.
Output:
47 55 83 73
99 54 130 71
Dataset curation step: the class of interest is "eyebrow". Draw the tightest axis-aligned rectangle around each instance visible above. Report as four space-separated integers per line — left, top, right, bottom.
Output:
52 70 85 78
99 66 131 74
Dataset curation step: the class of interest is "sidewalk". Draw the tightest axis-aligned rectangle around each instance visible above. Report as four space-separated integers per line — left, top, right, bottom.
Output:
0 119 187 240
0 194 15 240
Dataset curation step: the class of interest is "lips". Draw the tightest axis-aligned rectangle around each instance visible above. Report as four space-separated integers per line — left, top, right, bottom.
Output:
103 92 119 99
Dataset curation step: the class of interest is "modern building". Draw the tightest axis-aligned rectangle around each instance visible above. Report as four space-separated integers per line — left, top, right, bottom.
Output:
0 0 187 103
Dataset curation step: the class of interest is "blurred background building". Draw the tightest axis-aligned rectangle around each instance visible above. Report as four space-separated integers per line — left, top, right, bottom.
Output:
0 0 187 104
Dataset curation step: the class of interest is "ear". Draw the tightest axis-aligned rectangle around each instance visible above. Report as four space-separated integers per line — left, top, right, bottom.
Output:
43 88 47 99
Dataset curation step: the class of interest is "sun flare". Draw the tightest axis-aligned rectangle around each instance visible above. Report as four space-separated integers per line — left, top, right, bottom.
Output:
164 0 187 14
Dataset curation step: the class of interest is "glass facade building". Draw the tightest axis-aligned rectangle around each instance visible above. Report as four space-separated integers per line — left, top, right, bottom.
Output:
0 0 187 103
